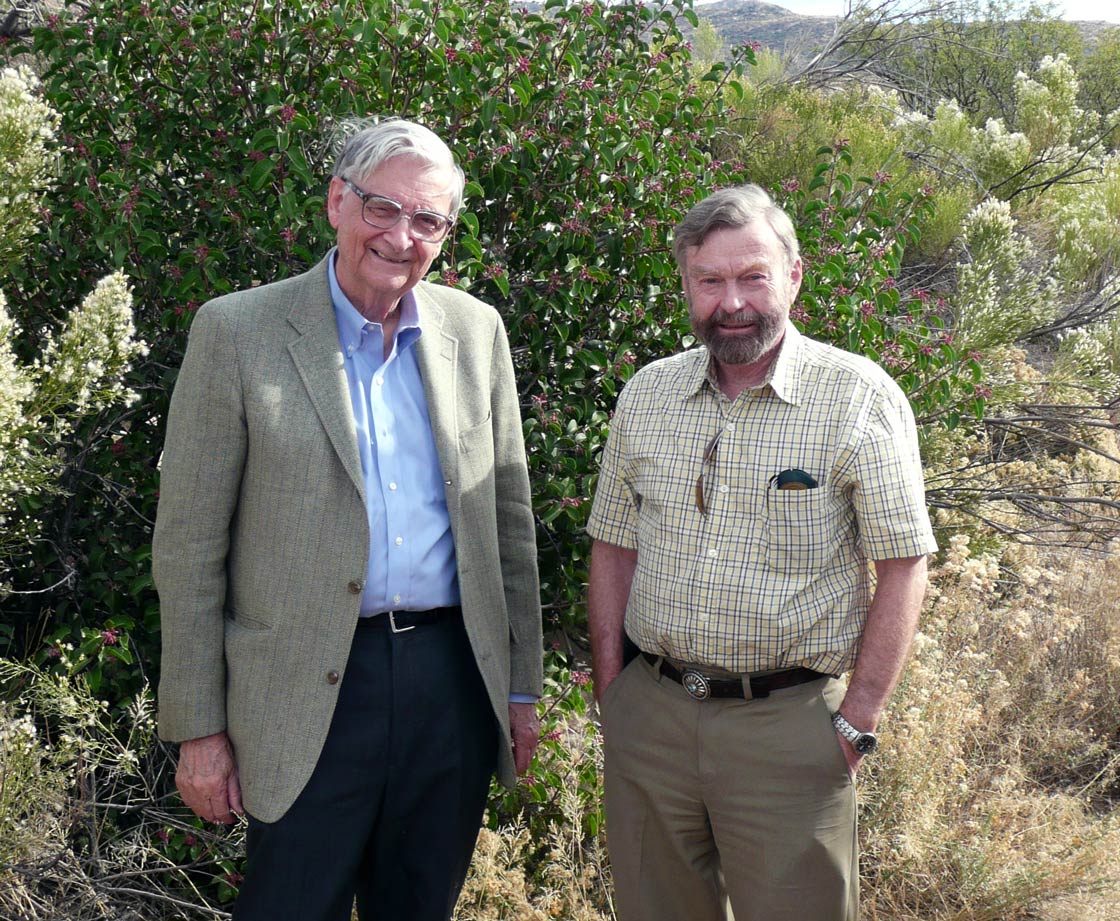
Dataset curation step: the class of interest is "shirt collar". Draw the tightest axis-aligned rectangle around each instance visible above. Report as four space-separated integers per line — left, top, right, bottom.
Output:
682 321 807 406
766 322 806 406
327 246 422 355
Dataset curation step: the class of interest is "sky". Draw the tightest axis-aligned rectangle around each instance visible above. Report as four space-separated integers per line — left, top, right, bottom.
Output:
734 1 1120 24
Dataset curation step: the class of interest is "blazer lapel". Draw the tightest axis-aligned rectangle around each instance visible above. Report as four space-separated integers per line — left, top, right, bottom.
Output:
413 285 460 500
285 257 365 500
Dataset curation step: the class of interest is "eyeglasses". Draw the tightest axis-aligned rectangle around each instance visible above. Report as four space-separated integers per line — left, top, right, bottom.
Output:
694 428 725 517
343 179 454 243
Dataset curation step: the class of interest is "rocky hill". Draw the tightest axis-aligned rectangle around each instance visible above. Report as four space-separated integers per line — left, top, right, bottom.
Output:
689 0 1116 57
691 0 837 56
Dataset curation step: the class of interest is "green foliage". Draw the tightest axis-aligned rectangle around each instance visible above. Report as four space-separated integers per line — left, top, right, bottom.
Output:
1078 27 1120 127
882 0 1083 126
728 81 971 267
0 0 754 672
781 143 986 434
691 18 727 66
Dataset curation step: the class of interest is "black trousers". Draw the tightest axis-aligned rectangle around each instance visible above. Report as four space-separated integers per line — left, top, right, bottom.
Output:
232 615 497 921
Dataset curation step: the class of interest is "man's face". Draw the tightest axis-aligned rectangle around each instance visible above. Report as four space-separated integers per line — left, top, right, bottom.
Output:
681 220 803 370
327 155 454 318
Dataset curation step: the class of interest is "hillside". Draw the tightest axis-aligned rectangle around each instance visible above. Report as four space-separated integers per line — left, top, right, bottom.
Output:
692 0 836 55
689 0 1117 57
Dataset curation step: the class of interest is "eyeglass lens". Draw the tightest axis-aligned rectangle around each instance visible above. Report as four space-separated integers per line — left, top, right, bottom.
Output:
694 429 723 516
363 198 449 240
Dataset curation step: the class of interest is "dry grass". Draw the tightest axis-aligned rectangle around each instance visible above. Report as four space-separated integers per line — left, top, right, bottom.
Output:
454 537 1120 921
4 541 1120 920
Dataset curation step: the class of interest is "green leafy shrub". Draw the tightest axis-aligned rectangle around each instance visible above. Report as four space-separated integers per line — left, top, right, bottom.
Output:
1 0 753 672
1 0 752 907
779 143 986 436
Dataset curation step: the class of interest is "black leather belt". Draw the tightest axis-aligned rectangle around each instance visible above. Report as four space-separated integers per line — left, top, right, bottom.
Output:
642 652 831 700
357 606 461 633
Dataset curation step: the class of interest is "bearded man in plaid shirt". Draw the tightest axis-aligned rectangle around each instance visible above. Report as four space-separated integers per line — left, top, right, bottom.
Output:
587 184 937 921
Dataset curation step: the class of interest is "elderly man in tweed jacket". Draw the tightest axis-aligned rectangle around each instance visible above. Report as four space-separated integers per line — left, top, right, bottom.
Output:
154 118 542 921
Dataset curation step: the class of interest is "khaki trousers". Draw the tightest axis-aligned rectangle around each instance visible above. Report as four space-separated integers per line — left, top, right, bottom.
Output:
600 655 858 921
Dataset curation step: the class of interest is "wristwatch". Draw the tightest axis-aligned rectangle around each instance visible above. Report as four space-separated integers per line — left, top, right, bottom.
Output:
831 712 878 755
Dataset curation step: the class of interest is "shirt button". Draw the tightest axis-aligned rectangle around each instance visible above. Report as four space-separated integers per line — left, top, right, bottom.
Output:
388 482 398 491
374 377 384 387
394 536 404 546
393 593 401 604
347 580 363 594
725 422 735 432
707 548 718 558
719 484 729 493
326 670 340 685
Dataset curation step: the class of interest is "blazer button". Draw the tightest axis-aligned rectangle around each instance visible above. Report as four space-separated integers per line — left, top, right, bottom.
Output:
326 670 340 685
347 580 362 594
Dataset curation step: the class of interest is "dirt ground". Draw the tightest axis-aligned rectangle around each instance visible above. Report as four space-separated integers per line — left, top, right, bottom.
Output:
1038 889 1120 921
1037 849 1120 921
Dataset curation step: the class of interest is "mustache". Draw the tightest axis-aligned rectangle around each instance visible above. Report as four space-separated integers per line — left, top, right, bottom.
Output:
708 309 763 325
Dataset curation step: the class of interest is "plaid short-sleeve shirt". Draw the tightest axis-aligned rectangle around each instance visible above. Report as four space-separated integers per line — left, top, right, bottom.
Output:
587 324 938 675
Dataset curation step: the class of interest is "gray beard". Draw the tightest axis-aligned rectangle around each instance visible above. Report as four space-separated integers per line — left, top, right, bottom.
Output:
692 308 784 367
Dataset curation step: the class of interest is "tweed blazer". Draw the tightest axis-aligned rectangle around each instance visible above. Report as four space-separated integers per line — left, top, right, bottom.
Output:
153 257 542 822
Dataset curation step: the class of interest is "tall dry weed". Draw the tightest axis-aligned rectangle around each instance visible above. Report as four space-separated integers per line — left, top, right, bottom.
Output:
456 700 614 921
860 536 1120 919
4 541 1120 920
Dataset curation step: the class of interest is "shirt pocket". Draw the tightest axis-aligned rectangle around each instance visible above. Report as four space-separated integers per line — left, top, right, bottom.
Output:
763 484 843 575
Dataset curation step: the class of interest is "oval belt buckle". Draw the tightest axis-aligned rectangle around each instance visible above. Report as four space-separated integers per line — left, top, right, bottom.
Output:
681 669 711 700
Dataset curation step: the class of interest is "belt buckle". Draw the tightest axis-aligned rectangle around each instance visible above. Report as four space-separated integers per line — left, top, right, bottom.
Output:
681 669 711 700
388 612 415 634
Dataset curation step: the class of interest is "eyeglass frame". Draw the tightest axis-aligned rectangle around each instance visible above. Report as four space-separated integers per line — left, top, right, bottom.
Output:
694 428 725 517
342 178 455 243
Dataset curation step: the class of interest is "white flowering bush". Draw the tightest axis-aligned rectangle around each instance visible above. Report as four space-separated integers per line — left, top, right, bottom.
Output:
972 116 1033 190
0 67 146 591
1015 54 1092 152
1040 154 1120 291
953 197 1058 352
1053 323 1120 405
0 659 206 921
0 66 58 267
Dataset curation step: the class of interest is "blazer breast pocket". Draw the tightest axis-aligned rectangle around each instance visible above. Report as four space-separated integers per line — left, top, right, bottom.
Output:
458 413 494 485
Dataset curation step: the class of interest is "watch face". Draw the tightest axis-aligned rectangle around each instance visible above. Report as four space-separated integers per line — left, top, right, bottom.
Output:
854 733 877 755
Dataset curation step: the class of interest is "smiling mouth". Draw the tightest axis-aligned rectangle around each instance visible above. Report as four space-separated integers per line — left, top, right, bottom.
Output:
370 246 410 265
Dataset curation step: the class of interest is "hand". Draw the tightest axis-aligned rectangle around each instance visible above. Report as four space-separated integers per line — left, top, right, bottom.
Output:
835 732 863 779
508 702 540 776
176 731 243 824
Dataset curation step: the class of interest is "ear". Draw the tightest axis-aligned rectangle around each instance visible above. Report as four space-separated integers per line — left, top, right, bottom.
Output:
326 176 346 231
788 257 803 299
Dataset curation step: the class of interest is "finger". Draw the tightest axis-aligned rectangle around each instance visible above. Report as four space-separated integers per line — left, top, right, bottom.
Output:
177 774 229 823
514 729 539 774
227 770 244 816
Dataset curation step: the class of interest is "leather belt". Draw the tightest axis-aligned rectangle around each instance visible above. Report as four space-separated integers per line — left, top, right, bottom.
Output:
357 606 461 633
642 652 831 701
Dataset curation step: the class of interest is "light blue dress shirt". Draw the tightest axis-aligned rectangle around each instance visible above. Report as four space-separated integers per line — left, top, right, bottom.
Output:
329 252 536 705
328 249 460 615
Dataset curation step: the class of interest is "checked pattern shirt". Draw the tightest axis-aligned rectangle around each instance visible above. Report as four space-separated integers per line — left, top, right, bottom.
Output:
587 323 938 675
